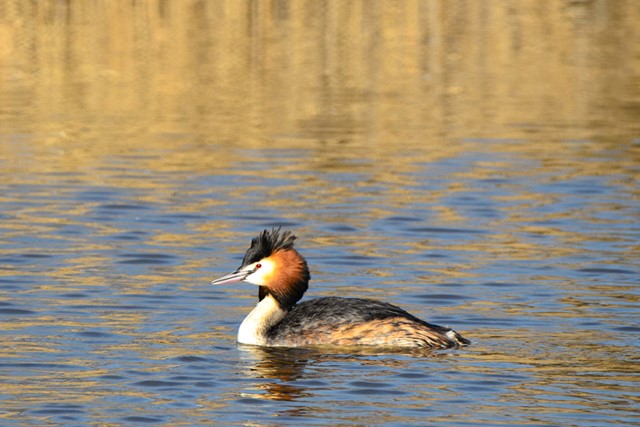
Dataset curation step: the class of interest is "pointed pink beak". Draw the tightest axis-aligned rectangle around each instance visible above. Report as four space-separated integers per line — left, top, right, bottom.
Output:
211 269 250 286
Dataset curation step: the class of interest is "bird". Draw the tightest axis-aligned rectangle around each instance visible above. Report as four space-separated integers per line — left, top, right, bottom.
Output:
211 228 469 349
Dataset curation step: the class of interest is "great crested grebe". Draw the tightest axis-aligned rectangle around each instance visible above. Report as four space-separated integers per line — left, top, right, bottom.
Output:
211 228 470 349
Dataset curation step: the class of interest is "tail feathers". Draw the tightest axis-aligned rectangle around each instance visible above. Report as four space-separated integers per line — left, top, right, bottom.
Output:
446 329 471 346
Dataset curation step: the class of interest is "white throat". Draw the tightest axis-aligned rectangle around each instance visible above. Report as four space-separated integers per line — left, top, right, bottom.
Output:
237 294 287 345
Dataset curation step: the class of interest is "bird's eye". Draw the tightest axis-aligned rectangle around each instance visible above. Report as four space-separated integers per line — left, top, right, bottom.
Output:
255 263 262 269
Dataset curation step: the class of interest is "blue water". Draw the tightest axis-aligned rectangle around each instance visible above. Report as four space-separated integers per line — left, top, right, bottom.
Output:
1 137 638 426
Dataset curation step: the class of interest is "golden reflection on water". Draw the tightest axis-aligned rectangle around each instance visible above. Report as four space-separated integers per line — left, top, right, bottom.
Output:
1 0 638 149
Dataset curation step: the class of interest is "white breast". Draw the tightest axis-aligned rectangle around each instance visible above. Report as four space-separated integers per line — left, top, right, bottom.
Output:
237 294 287 346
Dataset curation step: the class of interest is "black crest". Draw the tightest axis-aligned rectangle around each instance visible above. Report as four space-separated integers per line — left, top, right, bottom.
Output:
241 227 296 266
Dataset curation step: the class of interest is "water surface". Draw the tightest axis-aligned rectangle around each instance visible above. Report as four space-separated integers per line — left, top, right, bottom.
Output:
1 1 639 426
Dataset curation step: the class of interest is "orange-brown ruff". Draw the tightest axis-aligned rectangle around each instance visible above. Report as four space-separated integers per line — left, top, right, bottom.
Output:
211 228 470 349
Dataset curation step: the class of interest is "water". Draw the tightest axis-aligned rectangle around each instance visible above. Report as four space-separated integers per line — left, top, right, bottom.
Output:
1 1 639 426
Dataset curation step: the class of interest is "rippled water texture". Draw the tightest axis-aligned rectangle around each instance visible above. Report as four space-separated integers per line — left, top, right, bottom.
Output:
1 1 639 426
